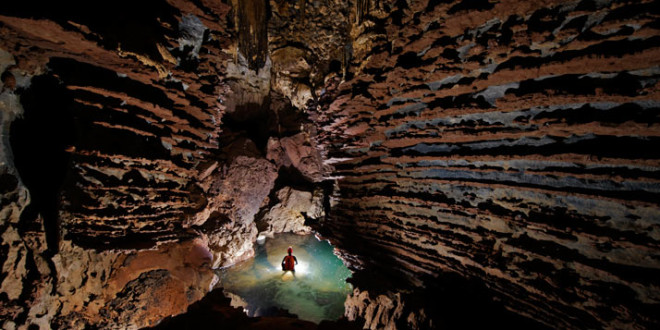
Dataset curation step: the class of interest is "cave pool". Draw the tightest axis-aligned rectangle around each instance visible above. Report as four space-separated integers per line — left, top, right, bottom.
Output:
217 233 353 323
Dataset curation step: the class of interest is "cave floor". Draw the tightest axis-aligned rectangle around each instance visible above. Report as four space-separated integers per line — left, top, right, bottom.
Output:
217 233 353 323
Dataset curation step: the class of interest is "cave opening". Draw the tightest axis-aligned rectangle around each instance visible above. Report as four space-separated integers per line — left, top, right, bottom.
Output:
217 232 353 324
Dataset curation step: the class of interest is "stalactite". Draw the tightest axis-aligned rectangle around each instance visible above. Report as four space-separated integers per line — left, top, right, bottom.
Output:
235 0 269 70
298 0 307 28
355 0 370 24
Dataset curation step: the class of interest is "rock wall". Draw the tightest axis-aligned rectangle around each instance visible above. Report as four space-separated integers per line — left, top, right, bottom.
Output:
0 1 238 327
0 0 329 328
2 0 660 328
1 0 234 248
314 0 660 328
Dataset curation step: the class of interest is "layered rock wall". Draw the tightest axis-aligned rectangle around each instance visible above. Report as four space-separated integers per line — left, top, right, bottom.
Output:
1 0 234 248
315 0 660 328
0 1 238 327
3 0 660 328
1 0 336 327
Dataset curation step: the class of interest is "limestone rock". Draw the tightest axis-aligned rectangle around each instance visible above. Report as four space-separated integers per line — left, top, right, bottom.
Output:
344 289 415 330
267 133 325 182
1 0 660 329
210 155 278 225
271 46 311 79
314 0 660 328
50 238 216 329
259 187 324 236
203 221 258 269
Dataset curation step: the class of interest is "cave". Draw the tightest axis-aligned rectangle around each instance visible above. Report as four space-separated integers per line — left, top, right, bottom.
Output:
1 0 659 329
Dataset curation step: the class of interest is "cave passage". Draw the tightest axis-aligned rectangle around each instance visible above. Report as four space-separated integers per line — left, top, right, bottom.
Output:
218 233 352 323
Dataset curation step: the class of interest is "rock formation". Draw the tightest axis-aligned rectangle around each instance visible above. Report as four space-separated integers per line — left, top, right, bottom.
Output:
313 0 660 328
1 0 659 329
0 0 328 327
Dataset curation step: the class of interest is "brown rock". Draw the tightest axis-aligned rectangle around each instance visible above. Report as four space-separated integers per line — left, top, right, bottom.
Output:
267 133 325 182
1 70 16 91
271 46 311 79
344 289 413 330
2 0 660 329
210 155 278 225
259 186 324 236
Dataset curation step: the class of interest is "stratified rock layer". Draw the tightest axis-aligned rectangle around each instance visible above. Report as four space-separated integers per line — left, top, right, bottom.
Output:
1 0 233 248
314 0 660 328
0 1 252 327
1 0 660 329
0 0 333 327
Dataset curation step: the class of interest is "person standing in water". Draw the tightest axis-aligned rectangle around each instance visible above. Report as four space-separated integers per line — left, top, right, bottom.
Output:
281 246 298 272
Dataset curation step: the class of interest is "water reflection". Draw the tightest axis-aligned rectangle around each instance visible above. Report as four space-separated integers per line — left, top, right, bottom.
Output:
218 233 352 323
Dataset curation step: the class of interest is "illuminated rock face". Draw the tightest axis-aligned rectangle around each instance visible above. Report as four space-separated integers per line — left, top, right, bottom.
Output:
313 0 660 328
0 1 236 327
1 0 660 329
0 0 302 327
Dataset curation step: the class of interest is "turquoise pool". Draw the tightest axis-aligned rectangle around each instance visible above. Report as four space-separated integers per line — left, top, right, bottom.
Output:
218 233 353 323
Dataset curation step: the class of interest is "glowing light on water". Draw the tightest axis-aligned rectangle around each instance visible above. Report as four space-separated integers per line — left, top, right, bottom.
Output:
218 233 352 323
295 261 309 274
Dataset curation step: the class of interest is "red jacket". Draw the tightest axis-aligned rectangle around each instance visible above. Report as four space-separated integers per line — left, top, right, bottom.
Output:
282 255 297 271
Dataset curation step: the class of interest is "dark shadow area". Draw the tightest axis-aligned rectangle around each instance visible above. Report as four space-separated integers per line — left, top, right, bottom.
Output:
413 272 553 330
272 166 315 192
323 229 552 330
48 57 176 111
320 190 553 330
220 92 307 153
10 74 77 254
222 100 273 152
66 230 198 251
146 288 362 330
268 93 307 137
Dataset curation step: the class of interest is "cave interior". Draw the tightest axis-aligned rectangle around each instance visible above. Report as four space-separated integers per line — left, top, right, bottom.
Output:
1 0 660 329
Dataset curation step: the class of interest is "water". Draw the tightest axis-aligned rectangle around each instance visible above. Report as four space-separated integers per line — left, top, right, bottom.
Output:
218 233 353 323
